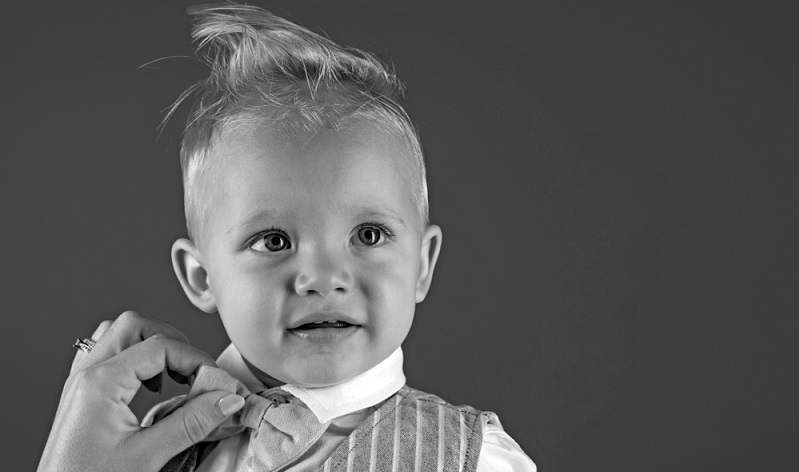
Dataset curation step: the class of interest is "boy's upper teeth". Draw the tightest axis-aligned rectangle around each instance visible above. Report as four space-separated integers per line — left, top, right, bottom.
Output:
312 319 338 324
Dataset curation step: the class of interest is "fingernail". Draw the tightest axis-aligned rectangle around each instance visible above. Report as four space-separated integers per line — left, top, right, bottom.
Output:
217 394 245 416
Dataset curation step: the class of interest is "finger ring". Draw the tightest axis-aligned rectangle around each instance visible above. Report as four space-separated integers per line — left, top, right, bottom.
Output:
72 338 97 353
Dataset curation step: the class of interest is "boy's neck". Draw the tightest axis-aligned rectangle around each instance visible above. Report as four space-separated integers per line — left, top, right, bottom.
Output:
241 355 286 389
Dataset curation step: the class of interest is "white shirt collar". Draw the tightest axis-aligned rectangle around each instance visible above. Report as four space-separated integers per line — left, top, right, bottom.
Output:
215 344 406 424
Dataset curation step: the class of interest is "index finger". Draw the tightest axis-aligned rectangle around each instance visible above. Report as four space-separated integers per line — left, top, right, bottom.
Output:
92 335 216 405
82 311 191 369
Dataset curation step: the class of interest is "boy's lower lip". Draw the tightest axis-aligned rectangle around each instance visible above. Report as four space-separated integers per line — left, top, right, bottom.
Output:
288 325 359 343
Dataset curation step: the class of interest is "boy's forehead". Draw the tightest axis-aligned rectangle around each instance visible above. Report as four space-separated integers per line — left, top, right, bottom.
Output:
214 117 412 170
202 118 421 226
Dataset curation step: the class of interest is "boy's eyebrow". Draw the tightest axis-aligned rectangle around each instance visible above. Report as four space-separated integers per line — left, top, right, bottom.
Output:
227 206 408 234
356 207 407 227
227 209 285 235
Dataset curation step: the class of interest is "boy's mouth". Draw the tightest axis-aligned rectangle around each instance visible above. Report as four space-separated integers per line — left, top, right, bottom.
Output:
288 314 361 342
289 311 360 330
291 320 355 330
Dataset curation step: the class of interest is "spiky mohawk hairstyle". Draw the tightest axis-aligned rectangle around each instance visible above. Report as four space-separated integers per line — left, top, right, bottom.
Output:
168 3 428 242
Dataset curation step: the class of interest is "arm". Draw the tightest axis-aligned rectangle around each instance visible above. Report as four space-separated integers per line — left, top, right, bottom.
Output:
476 417 537 472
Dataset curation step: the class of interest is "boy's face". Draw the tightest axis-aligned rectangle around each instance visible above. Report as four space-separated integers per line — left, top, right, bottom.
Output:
175 119 440 387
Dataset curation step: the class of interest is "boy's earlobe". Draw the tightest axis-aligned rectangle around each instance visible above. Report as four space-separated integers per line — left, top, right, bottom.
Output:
416 224 443 303
171 238 217 313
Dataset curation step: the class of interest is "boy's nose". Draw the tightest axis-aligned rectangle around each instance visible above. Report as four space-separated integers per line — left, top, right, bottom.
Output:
292 251 353 296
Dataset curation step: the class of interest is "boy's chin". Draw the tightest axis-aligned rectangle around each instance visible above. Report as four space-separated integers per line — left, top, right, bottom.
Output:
244 355 360 388
283 366 358 388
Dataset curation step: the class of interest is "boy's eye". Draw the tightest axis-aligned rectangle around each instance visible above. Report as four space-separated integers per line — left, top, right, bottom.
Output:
250 232 291 252
356 226 384 246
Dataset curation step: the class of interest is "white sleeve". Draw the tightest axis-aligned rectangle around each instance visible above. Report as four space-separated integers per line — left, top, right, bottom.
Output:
476 415 536 472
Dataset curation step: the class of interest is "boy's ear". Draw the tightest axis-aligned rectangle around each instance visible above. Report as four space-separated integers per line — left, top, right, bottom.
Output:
416 224 443 303
171 238 217 313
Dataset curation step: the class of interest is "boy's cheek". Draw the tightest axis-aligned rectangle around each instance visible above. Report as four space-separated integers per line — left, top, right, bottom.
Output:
216 286 280 324
364 248 418 274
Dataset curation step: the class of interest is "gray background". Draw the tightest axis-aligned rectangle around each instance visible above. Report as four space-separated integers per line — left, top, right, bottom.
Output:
3 1 796 470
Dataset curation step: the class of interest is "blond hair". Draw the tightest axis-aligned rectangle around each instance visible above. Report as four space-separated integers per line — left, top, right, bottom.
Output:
166 3 428 242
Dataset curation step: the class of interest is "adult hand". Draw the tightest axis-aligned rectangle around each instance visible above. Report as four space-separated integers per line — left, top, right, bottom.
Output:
37 311 245 472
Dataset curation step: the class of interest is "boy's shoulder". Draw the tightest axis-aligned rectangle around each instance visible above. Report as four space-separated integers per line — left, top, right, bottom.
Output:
396 384 494 421
387 386 536 472
324 384 493 472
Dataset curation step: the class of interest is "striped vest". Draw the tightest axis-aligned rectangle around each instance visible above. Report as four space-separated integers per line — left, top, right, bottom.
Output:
162 385 491 472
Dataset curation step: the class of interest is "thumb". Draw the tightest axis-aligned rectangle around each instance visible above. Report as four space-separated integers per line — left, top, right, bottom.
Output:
142 391 245 466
